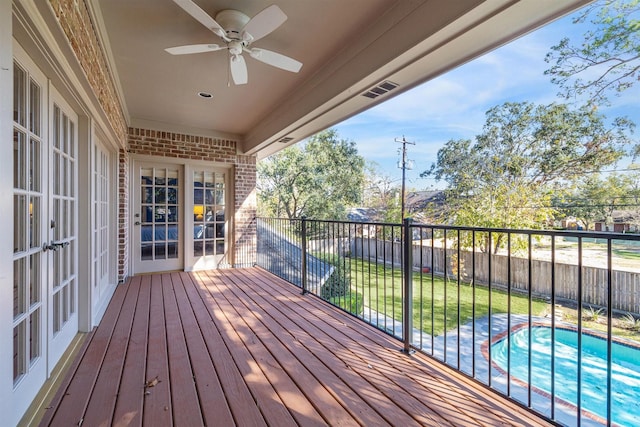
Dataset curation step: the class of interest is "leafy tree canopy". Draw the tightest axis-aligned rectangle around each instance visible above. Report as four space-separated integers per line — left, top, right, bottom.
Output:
257 129 365 220
421 101 635 249
553 173 632 230
545 0 640 106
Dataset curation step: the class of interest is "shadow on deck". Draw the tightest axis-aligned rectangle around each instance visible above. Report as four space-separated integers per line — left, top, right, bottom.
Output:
40 268 551 426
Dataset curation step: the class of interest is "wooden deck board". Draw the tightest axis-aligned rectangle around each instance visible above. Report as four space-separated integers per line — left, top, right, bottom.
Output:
143 273 173 427
161 272 205 426
227 269 463 426
41 268 553 427
41 276 132 426
191 271 328 426
112 274 151 427
240 270 475 425
170 272 235 427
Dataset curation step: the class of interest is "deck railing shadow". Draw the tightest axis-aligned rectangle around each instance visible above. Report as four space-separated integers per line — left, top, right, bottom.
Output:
256 217 640 427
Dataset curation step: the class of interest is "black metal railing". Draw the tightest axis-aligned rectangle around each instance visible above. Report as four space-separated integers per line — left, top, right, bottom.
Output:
256 217 640 427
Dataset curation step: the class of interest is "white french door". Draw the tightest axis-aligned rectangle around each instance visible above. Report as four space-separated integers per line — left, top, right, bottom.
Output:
12 45 78 420
47 89 79 364
188 167 228 270
132 162 183 273
91 138 115 323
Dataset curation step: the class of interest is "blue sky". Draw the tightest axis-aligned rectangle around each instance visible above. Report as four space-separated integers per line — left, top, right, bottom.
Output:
333 4 640 190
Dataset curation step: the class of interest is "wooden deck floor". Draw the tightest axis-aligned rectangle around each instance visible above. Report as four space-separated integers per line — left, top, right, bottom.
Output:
40 268 551 426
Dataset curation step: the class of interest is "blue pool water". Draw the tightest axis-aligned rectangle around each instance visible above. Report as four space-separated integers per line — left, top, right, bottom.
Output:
491 326 640 426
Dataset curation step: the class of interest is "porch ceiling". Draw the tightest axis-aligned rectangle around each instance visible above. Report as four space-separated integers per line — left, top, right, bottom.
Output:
95 0 591 158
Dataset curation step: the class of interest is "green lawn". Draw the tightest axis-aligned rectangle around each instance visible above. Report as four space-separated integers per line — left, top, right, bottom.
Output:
339 258 549 336
613 249 640 260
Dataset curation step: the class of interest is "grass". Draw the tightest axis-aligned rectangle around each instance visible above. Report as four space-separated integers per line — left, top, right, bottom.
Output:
559 308 640 341
613 249 640 260
339 258 549 336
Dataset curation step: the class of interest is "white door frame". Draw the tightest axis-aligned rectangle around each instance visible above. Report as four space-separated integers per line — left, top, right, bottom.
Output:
46 84 79 370
185 164 231 270
90 132 117 326
11 43 80 423
129 156 234 275
11 42 49 421
131 159 184 274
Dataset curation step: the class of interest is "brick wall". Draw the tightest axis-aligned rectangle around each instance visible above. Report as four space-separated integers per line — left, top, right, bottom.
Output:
120 128 257 278
48 0 128 145
46 0 258 278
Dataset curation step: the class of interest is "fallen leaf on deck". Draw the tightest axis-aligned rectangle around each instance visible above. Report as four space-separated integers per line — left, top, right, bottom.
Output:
145 376 160 388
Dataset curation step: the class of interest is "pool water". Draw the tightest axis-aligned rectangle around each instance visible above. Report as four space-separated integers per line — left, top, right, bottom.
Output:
491 326 640 426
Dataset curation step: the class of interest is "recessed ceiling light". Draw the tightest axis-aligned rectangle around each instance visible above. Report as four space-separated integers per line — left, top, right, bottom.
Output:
198 91 213 99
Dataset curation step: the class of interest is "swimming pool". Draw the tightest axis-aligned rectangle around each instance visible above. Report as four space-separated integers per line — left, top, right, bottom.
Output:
491 325 640 426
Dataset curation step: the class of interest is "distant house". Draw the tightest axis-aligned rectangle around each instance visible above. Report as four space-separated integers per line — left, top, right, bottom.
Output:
560 217 583 230
347 207 381 223
405 190 447 222
594 210 639 233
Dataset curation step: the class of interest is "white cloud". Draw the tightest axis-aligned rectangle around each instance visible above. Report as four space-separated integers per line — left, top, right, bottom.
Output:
334 8 640 186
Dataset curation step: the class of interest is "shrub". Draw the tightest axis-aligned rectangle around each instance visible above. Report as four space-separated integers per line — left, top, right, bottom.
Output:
330 293 364 316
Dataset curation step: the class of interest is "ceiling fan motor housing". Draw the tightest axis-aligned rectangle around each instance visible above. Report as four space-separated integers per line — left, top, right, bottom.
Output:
215 9 250 41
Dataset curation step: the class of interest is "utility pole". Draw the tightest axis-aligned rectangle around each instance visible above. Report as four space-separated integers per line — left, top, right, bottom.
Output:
395 136 415 220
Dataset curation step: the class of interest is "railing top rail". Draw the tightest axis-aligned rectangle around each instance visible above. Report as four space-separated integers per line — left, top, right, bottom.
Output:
410 222 640 241
257 217 640 241
257 217 402 228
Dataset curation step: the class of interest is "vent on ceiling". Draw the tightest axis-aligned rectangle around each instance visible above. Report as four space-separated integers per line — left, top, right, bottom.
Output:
277 137 294 144
361 80 399 99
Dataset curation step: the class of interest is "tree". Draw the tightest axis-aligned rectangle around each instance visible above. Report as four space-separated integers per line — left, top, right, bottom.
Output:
361 163 402 222
257 129 365 220
421 101 635 251
554 174 629 230
626 164 640 229
545 0 640 107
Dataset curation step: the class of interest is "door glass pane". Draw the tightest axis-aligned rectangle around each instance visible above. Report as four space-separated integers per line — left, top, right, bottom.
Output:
141 244 153 260
14 258 25 318
14 63 26 126
14 130 26 189
30 309 40 362
142 187 153 203
154 187 166 204
192 170 226 262
30 253 40 306
140 167 179 262
13 322 26 383
53 106 60 149
70 278 76 315
168 242 178 259
53 292 60 334
30 137 40 191
14 195 26 253
29 79 40 136
53 152 60 195
30 196 40 249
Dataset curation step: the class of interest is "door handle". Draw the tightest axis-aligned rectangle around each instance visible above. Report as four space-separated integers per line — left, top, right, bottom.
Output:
43 241 69 252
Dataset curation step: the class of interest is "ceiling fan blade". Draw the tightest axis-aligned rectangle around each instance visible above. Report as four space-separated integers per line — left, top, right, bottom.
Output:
165 44 223 55
230 55 248 85
172 0 227 38
248 48 302 73
241 5 287 43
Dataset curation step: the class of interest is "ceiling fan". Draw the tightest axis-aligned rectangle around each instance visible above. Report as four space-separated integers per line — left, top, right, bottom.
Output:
166 0 303 85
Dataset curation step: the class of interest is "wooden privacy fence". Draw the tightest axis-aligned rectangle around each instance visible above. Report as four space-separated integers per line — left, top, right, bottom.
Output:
352 237 640 314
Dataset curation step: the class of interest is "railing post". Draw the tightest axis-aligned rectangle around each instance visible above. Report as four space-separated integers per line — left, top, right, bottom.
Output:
402 217 414 354
301 216 307 295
